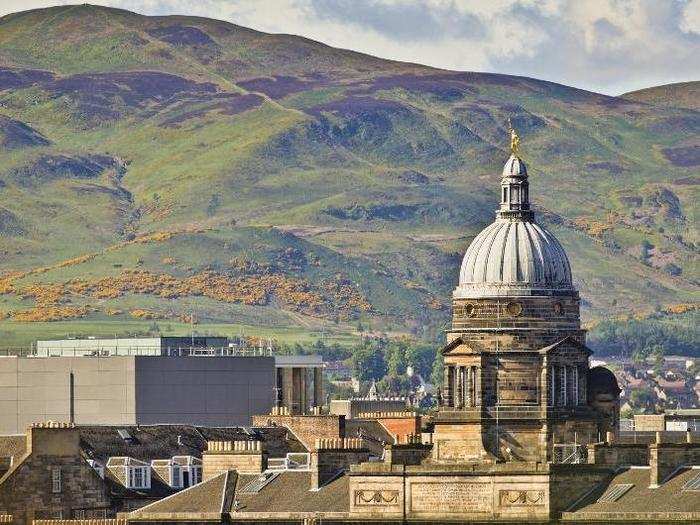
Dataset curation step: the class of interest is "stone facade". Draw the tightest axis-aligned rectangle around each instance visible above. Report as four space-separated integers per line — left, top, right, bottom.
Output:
0 424 111 523
202 440 266 479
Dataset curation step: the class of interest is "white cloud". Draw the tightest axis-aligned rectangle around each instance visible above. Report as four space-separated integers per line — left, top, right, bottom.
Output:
681 0 700 33
0 0 697 95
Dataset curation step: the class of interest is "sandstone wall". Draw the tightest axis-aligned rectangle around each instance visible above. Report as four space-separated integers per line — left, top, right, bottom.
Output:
251 414 344 450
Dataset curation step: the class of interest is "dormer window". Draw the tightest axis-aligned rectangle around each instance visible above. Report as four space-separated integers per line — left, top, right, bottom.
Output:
126 466 150 489
87 459 104 479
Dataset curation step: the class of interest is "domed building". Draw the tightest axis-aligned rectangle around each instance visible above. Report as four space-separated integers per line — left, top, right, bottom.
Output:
433 131 619 463
348 130 638 524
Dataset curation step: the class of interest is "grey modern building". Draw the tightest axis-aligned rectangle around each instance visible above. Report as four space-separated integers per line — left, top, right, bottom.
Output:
0 355 275 434
35 336 230 357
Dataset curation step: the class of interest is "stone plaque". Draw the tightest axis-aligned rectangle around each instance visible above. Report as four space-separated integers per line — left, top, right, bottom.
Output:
410 481 490 513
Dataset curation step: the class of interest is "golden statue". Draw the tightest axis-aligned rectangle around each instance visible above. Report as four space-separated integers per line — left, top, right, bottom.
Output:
508 118 520 155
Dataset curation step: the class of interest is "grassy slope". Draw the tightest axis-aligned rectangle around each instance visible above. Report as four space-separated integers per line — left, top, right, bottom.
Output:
622 81 700 111
0 4 698 347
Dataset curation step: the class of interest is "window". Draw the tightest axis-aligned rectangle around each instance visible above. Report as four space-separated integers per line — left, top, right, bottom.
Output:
191 466 201 486
171 465 182 488
502 187 507 202
126 466 150 489
549 367 556 406
52 467 61 493
571 366 579 405
559 366 568 406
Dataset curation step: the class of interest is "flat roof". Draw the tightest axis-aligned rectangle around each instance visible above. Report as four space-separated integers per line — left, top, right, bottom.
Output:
274 355 324 368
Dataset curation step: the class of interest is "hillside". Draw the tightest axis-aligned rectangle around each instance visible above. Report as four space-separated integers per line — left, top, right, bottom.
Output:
0 4 698 347
623 81 700 111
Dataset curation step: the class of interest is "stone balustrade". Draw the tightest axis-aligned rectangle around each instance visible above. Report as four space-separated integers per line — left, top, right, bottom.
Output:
315 438 365 450
357 411 416 419
29 421 75 429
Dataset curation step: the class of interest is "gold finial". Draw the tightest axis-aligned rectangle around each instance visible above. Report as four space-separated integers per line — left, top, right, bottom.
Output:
508 118 520 155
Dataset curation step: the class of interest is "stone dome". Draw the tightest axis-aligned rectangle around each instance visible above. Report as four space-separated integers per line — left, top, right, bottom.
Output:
502 154 527 177
454 153 574 299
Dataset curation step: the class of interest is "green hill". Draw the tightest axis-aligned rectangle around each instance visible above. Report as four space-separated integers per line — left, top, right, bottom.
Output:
623 81 700 112
0 4 697 348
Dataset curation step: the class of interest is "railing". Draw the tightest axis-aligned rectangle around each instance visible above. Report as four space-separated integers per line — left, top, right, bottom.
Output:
267 452 310 471
552 444 587 464
0 346 274 358
617 430 700 444
437 405 599 423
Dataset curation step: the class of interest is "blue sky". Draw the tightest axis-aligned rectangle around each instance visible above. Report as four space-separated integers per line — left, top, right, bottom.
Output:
2 0 699 95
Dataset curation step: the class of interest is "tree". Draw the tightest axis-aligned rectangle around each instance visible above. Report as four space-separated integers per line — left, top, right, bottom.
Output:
350 340 387 382
629 388 655 413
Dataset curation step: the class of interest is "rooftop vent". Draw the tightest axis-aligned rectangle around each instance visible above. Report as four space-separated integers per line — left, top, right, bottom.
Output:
597 483 634 502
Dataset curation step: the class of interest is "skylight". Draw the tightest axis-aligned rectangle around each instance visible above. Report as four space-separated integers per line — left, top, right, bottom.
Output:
597 483 634 502
682 473 700 491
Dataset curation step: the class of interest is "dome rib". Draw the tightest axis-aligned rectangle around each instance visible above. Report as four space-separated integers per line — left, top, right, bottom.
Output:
456 219 574 298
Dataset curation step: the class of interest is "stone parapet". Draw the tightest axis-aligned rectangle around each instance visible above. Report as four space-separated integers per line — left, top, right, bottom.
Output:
649 441 700 487
384 443 432 466
314 438 365 450
560 511 700 522
33 521 125 525
203 440 266 479
586 442 649 467
357 411 416 418
207 440 262 453
310 441 370 490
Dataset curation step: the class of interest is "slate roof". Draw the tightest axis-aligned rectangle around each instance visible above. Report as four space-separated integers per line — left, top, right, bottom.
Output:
78 424 302 462
234 471 349 514
128 470 237 519
0 435 26 460
128 470 349 518
345 419 393 455
564 466 700 520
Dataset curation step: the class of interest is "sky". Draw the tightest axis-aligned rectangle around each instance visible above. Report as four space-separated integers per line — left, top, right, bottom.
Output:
1 0 698 95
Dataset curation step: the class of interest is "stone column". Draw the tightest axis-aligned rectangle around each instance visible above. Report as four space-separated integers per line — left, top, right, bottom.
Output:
454 366 464 408
299 368 308 414
313 367 323 408
292 367 303 414
466 367 473 407
540 358 548 407
570 366 578 406
282 367 294 412
475 366 482 406
445 366 454 407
